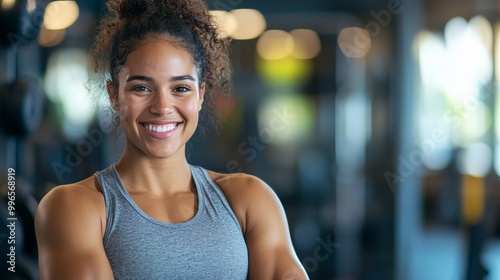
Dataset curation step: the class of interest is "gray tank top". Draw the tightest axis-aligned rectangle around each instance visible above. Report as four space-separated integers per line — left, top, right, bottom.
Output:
94 164 249 279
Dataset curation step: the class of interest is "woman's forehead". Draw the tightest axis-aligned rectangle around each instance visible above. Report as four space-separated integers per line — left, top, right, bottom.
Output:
121 39 199 81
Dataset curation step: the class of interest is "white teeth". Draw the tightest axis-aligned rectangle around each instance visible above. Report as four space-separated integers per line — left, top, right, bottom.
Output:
144 123 176 133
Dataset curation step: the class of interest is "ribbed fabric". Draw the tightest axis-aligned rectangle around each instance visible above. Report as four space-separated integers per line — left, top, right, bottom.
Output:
94 164 248 280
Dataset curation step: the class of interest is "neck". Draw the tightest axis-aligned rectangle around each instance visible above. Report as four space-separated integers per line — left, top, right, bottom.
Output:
115 141 192 196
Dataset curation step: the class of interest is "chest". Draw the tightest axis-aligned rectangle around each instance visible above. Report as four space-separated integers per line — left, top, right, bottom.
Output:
103 199 249 280
130 192 197 223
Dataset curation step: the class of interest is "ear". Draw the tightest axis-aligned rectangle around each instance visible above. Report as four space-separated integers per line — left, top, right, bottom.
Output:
106 80 119 111
198 83 205 111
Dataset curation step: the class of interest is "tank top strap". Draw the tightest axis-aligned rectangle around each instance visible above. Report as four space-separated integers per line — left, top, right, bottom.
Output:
189 164 242 229
93 165 121 246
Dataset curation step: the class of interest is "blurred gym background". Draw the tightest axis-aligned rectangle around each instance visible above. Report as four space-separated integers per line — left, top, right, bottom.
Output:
1 0 499 279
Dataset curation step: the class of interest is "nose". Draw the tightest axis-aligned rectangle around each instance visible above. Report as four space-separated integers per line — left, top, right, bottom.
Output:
149 91 174 115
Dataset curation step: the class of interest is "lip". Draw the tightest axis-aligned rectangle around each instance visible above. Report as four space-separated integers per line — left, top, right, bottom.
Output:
140 121 182 139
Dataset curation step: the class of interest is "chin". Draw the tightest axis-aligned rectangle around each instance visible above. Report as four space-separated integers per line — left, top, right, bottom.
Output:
145 146 183 159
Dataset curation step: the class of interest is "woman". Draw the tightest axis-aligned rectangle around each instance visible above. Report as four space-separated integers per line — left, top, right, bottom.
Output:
35 0 308 279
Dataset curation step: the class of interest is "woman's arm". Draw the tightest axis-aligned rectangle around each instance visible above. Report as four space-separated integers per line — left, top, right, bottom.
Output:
213 172 309 280
35 182 113 280
244 177 309 279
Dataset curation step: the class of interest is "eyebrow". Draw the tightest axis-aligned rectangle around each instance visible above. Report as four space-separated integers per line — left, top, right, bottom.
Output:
169 75 196 82
125 75 153 82
125 75 196 83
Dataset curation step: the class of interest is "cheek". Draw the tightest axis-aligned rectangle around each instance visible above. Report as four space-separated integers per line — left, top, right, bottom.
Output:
117 95 134 122
184 100 201 117
118 105 130 122
118 102 130 118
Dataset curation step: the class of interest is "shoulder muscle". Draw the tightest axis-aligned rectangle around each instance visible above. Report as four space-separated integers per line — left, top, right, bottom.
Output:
208 171 285 237
208 171 308 279
35 178 112 280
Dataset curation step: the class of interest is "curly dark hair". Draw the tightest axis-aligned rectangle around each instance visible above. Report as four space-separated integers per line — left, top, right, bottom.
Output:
89 0 231 134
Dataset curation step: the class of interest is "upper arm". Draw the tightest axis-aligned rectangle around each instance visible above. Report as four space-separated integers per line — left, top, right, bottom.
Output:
35 184 113 280
232 176 308 280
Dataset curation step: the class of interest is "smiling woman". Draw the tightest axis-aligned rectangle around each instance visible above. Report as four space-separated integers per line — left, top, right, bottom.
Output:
34 0 308 279
109 40 204 159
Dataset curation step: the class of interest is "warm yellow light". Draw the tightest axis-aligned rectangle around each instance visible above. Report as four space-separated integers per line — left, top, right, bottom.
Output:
461 174 484 225
257 30 294 60
290 29 321 59
43 1 79 30
337 27 371 58
38 25 66 47
230 9 266 40
1 0 15 10
209 10 237 38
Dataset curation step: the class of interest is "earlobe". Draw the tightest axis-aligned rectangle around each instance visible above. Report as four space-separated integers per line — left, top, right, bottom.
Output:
106 80 119 111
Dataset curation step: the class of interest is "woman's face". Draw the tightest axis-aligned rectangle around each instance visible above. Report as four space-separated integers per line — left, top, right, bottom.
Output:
108 39 205 159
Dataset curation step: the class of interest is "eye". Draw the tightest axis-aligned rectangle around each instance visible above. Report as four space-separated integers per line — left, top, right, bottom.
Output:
173 85 191 93
131 85 151 92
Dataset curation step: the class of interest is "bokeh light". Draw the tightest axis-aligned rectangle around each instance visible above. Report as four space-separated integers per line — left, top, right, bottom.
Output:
209 10 237 38
443 16 492 103
43 1 79 30
256 56 313 85
38 25 66 47
27 0 36 13
418 17 492 151
257 93 315 144
1 0 15 10
457 142 492 177
44 48 94 141
338 27 371 58
256 30 294 60
230 9 266 40
290 29 322 59
417 31 447 90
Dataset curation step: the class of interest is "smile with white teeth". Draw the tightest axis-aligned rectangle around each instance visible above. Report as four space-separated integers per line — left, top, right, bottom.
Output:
143 123 177 133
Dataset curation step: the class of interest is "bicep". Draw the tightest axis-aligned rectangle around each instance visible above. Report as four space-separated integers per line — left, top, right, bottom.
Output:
38 247 111 280
244 180 308 280
35 186 113 280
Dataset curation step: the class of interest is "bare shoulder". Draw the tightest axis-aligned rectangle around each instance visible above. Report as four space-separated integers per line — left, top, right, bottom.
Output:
206 170 283 233
38 176 104 214
207 170 269 191
36 175 106 238
206 170 277 202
